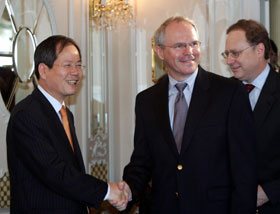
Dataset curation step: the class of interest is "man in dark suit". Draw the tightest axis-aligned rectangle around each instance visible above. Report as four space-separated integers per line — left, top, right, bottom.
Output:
123 16 257 214
224 19 280 214
6 35 129 213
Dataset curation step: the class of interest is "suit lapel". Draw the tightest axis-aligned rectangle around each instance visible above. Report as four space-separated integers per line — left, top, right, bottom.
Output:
155 69 212 156
254 69 277 130
33 89 73 151
180 68 211 155
32 88 64 138
154 76 179 157
67 108 86 173
32 88 85 171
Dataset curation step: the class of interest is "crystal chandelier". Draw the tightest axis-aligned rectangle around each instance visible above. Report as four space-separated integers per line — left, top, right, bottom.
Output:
90 0 134 30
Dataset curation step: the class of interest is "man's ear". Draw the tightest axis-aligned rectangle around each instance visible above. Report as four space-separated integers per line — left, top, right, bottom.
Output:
256 42 265 58
154 45 164 60
38 63 48 80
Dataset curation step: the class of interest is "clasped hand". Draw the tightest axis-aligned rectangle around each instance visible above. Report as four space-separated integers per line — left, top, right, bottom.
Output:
108 181 131 211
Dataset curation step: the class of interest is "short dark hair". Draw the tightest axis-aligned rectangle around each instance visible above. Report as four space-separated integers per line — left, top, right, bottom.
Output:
34 35 81 79
226 19 271 60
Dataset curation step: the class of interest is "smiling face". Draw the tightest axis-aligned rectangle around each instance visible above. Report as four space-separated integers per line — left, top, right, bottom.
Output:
155 21 201 82
225 30 266 83
38 44 83 103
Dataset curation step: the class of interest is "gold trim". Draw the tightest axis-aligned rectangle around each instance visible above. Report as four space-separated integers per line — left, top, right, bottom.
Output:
151 37 166 83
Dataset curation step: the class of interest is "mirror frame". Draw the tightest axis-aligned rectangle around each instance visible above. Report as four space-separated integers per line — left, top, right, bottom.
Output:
0 0 57 117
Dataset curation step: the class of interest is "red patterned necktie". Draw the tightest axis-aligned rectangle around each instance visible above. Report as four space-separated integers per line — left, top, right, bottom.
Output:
245 84 255 93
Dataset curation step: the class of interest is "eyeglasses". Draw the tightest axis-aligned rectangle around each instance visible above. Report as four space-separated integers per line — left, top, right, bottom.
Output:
53 63 85 71
160 41 201 51
221 45 255 59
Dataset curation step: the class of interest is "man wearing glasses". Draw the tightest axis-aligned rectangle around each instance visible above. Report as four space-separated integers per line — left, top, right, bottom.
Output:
224 19 280 214
123 16 257 214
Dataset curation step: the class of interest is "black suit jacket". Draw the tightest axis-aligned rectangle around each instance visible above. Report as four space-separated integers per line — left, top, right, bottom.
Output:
123 67 257 214
7 87 108 214
254 69 280 213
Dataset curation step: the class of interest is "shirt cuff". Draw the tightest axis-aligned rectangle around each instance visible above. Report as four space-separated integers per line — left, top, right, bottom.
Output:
104 183 110 200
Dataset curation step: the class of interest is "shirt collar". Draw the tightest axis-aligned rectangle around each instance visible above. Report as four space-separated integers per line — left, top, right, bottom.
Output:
168 68 198 91
37 85 65 113
243 63 270 90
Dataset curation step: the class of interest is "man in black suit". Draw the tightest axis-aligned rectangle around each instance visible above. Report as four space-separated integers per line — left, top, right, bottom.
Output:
123 16 257 214
6 35 129 213
224 19 280 214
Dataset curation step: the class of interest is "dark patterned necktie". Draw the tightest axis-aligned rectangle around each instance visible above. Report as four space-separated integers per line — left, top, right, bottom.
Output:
173 83 188 153
245 84 255 93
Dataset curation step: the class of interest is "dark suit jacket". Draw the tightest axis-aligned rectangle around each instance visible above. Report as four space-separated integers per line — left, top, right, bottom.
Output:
255 68 280 213
7 87 108 214
123 67 257 214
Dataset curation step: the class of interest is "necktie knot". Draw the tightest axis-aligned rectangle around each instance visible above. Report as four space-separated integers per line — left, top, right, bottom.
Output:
60 105 67 117
175 83 187 100
175 83 187 93
245 84 255 93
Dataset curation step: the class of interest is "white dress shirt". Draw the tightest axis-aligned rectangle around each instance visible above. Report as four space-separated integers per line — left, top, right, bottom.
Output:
243 63 270 110
37 85 64 121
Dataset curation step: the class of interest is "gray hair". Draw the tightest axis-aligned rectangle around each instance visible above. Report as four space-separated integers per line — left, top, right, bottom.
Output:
153 16 198 46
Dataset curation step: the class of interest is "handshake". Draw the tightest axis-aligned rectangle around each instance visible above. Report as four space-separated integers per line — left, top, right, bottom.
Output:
107 181 131 211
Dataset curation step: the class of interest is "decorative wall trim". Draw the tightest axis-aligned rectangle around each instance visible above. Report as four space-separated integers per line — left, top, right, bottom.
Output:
0 96 9 125
0 171 9 208
43 0 57 34
107 30 115 182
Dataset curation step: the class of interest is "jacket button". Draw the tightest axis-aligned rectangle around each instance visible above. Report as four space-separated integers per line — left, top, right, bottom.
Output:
177 165 183 170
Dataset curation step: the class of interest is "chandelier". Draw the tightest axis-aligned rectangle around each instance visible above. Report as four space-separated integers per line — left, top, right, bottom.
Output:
90 0 134 30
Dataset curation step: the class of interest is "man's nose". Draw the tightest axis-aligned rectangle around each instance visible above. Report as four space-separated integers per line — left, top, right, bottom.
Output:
182 44 192 55
226 54 235 65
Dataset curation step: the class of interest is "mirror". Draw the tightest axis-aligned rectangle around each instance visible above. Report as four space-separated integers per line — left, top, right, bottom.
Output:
13 27 36 82
0 7 15 111
0 0 54 112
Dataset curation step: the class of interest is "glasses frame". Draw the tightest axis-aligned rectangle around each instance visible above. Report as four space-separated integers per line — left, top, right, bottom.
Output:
221 45 256 59
160 41 201 51
53 63 86 71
